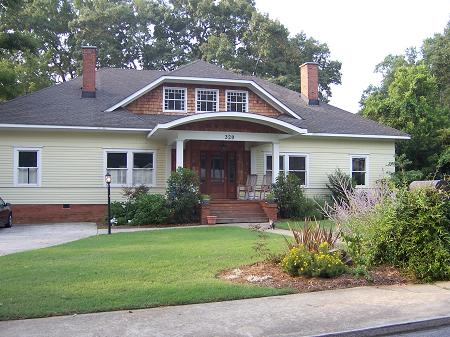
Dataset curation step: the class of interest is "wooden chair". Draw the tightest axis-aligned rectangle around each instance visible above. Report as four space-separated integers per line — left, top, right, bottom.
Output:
237 174 258 199
258 173 273 200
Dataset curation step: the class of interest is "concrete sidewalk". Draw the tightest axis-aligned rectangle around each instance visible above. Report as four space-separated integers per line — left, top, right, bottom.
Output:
1 282 449 337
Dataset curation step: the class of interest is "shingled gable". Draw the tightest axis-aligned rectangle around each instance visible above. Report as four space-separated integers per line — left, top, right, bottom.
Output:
106 60 301 120
0 60 409 139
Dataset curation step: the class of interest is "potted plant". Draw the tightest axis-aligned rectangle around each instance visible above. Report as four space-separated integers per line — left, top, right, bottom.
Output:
265 192 276 204
201 194 210 204
206 215 217 225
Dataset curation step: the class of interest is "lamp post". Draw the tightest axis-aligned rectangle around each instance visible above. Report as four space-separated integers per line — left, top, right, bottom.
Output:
105 173 112 235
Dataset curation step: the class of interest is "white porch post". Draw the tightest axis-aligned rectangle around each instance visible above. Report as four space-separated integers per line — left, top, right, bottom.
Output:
250 147 257 174
175 139 184 168
272 142 280 183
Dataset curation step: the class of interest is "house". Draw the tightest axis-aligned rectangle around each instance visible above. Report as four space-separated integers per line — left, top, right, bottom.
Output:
0 46 409 224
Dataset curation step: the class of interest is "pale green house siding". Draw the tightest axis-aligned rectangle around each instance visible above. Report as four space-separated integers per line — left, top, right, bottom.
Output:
0 130 170 204
0 130 395 204
253 137 395 197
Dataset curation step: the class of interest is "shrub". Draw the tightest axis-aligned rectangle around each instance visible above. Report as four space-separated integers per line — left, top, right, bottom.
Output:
166 168 201 223
372 187 450 281
326 169 354 204
286 221 341 252
110 201 128 225
132 194 171 225
281 242 346 278
328 182 450 281
273 173 324 219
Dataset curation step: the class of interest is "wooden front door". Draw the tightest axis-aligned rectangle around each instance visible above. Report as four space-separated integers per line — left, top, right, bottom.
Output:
199 151 237 199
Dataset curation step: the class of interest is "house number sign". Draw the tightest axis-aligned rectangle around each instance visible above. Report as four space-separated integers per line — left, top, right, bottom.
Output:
224 134 235 140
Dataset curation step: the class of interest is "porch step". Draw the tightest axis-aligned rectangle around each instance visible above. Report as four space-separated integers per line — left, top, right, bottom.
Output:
209 200 268 224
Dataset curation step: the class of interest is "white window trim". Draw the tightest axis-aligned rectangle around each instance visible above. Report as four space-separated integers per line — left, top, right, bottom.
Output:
195 88 219 113
225 89 249 113
350 154 369 187
264 152 309 187
104 149 156 187
13 147 42 187
163 86 187 113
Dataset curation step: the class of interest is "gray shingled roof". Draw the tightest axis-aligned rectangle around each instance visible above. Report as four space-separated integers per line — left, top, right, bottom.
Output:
0 60 408 137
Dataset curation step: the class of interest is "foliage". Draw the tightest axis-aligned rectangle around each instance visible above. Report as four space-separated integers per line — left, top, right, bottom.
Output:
166 167 201 223
250 224 280 262
122 185 150 201
285 221 340 253
326 169 354 204
281 242 347 278
360 21 450 179
329 181 450 282
110 201 127 225
273 173 324 219
132 194 170 225
1 0 342 102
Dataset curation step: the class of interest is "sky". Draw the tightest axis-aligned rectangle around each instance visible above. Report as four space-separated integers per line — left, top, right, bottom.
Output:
255 0 450 113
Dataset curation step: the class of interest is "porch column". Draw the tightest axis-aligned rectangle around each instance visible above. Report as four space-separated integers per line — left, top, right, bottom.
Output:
175 139 184 168
250 147 257 174
271 142 280 183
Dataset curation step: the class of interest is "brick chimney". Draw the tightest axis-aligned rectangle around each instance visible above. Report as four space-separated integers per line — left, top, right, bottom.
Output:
300 62 319 105
81 46 97 98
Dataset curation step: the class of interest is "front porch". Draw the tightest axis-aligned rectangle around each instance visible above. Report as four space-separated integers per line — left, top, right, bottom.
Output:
147 113 307 223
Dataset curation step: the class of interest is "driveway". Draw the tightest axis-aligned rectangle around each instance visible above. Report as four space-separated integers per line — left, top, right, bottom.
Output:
0 223 98 256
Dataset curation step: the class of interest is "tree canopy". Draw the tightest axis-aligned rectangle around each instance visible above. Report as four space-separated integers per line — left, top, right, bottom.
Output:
0 0 342 101
360 21 450 180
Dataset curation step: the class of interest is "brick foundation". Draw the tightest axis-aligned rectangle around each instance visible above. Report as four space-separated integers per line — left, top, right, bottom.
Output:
11 204 107 224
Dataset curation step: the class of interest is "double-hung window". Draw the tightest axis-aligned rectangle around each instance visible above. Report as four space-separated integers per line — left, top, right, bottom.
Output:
226 90 248 112
265 155 285 178
105 150 155 186
163 87 186 112
196 89 218 113
351 156 368 186
265 153 308 186
15 148 41 186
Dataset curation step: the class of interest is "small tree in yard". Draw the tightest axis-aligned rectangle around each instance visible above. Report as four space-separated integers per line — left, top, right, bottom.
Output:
166 168 201 223
326 169 355 205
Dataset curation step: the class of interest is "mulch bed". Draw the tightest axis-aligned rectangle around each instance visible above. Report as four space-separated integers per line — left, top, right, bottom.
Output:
218 262 409 292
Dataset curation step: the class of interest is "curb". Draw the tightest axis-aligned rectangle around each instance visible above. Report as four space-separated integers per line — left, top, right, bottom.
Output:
314 316 450 337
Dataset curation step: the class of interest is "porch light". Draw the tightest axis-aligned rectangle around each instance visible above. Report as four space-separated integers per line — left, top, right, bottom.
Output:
105 172 112 184
105 172 112 234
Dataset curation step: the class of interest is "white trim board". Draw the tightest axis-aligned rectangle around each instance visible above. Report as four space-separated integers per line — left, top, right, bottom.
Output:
0 124 152 132
104 75 301 119
147 112 308 139
304 132 410 140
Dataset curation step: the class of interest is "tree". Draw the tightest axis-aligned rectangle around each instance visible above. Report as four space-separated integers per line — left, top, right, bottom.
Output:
360 21 450 179
1 0 342 102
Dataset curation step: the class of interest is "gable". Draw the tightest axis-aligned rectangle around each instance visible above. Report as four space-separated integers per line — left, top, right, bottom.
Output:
125 83 281 117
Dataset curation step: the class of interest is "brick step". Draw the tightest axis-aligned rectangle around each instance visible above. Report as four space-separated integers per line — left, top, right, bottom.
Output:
216 217 269 224
210 207 263 212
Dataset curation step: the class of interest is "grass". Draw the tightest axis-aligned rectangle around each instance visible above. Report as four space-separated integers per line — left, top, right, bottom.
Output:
0 227 292 320
275 219 335 231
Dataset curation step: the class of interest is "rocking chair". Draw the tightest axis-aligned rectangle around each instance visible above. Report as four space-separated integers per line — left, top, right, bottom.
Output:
237 174 258 200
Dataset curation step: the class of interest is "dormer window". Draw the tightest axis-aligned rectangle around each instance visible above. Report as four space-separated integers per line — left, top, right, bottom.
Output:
163 87 186 112
226 90 248 112
196 89 219 113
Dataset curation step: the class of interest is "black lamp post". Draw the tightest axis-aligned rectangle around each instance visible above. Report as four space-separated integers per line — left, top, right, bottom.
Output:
105 172 112 235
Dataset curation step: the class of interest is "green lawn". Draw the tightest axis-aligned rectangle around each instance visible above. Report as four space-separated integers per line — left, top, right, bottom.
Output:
275 219 335 230
0 227 292 320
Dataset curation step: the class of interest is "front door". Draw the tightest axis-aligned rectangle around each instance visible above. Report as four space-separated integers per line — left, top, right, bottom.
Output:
200 151 236 199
